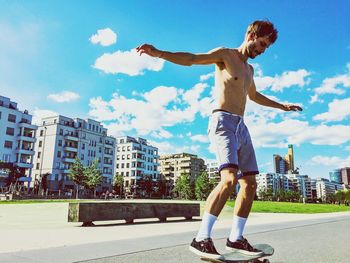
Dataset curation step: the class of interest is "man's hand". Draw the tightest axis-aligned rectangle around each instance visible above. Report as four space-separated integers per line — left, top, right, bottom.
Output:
282 104 303 112
136 44 163 58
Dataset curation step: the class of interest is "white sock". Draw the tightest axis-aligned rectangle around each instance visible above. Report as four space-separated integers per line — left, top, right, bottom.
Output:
195 212 217 241
229 215 247 242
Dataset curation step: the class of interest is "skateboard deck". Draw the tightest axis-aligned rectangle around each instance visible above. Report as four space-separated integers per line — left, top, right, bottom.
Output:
200 243 274 263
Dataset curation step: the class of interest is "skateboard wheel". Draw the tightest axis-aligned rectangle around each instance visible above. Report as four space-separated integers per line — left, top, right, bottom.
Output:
263 259 270 263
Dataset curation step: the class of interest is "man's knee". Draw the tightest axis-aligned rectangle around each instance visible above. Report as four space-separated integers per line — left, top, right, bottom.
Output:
220 168 238 189
239 177 257 193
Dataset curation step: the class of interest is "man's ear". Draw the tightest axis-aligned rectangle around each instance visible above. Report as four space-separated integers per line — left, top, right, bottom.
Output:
247 32 256 41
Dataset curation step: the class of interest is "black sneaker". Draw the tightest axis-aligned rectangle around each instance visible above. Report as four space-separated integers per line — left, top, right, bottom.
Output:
189 238 223 259
226 237 263 256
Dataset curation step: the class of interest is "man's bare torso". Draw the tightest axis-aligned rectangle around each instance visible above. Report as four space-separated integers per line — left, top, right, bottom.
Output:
214 48 253 116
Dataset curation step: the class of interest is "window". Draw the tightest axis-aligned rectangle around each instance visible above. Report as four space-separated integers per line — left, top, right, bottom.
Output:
36 163 40 169
4 141 12 149
82 143 85 150
58 140 62 146
38 141 42 147
38 152 41 158
121 163 124 168
57 151 61 158
59 129 63 135
116 164 119 169
8 114 16 123
0 111 2 119
81 154 84 160
6 127 14 136
40 130 44 136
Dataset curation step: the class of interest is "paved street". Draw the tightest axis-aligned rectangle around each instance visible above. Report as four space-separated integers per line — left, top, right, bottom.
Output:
1 202 349 262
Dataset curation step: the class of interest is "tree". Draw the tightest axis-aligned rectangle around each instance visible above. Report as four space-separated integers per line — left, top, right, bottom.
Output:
84 159 103 198
67 157 86 199
195 171 213 201
113 172 124 197
173 173 193 200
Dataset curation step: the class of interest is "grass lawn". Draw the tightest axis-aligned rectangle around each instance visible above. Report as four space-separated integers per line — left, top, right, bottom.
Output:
226 200 350 213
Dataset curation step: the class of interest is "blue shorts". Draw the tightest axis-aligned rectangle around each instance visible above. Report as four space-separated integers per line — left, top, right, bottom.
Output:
208 110 259 176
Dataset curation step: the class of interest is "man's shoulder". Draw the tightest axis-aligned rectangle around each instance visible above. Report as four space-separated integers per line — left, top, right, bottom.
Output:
208 46 231 53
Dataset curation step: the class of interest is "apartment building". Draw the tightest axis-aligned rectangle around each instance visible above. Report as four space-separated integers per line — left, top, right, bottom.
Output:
329 169 342 184
256 173 311 200
273 145 296 174
206 161 219 180
32 115 115 192
316 177 344 201
114 136 159 189
159 153 206 186
0 96 37 187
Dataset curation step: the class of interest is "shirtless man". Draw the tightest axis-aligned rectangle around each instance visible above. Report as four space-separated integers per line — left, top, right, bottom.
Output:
137 20 302 259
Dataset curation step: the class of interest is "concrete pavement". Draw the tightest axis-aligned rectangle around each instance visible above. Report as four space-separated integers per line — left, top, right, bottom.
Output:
1 201 349 262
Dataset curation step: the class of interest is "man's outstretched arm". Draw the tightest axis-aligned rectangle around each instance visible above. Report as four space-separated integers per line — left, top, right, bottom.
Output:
248 81 302 112
136 44 225 66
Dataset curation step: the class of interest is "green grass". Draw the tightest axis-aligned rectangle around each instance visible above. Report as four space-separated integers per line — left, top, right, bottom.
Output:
226 200 350 213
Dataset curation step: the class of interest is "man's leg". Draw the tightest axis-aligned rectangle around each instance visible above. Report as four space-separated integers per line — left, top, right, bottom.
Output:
229 175 257 241
225 175 262 256
196 168 237 241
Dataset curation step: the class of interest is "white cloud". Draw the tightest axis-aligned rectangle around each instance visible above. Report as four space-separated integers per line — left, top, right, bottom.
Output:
149 140 200 156
88 82 211 138
314 63 350 95
47 91 80 103
89 28 117 46
200 72 214 82
309 94 324 104
311 155 350 167
191 134 209 143
93 49 164 76
253 67 311 92
313 98 350 122
32 108 58 125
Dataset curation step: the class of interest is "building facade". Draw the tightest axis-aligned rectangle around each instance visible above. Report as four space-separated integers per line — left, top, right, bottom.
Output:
340 167 350 186
316 178 344 201
32 115 115 192
159 153 206 186
206 161 219 181
0 96 37 187
114 136 159 190
329 169 342 184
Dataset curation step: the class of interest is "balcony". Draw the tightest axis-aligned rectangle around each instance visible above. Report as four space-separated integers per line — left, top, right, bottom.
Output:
15 148 35 155
18 121 37 130
64 146 78 152
63 157 76 163
63 169 71 174
14 162 33 169
17 134 36 143
64 134 79 142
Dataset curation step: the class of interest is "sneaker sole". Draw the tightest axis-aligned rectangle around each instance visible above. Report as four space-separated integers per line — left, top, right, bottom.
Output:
189 246 223 260
225 246 264 257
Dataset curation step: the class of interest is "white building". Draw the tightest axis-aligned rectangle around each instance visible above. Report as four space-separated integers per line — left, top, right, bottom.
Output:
316 177 344 201
114 136 159 190
206 161 219 180
32 115 115 192
0 96 37 187
256 173 312 200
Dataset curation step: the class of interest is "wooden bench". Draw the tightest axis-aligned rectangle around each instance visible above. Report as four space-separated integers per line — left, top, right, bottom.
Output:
68 202 200 226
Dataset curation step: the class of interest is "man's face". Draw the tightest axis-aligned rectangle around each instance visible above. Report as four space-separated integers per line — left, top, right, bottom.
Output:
247 35 271 59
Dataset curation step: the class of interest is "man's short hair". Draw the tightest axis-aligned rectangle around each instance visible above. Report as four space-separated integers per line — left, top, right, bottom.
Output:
246 20 278 44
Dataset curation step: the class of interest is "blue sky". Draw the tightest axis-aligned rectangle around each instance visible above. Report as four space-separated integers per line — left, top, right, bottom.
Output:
1 0 350 179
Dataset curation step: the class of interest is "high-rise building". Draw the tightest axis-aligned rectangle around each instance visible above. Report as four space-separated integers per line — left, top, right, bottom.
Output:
159 153 206 186
273 144 296 174
285 144 295 172
114 136 159 190
32 115 115 192
329 169 342 183
0 96 37 187
273 154 288 174
340 167 350 186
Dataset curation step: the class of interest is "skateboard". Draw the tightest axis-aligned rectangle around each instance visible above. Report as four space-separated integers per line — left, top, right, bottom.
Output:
200 244 274 263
